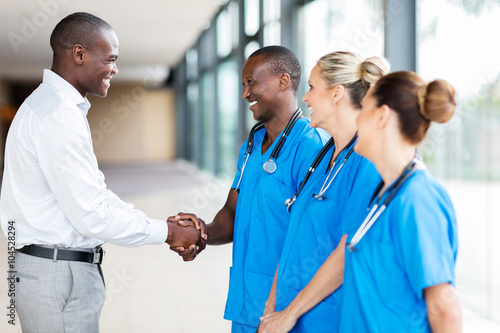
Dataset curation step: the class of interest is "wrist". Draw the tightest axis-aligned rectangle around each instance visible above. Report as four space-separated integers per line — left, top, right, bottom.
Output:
165 221 177 245
206 223 215 245
264 300 276 315
284 301 301 320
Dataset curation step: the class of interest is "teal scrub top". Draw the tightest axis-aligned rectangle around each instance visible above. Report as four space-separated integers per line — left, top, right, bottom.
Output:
224 118 327 327
275 138 381 332
339 168 458 332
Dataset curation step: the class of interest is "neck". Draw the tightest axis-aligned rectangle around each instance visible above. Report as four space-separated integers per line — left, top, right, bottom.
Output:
51 64 86 97
377 143 416 191
263 105 298 144
325 109 358 161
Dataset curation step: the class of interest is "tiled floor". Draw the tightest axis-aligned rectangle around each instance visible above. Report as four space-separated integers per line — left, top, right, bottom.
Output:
0 160 499 332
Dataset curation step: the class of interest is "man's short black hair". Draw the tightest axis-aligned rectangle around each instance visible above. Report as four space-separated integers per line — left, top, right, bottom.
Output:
50 12 113 64
249 45 301 94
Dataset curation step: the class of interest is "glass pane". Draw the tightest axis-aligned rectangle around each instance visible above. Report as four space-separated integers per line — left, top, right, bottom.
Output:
263 21 281 46
186 82 199 161
201 72 216 172
245 0 260 36
217 60 239 175
217 8 232 58
244 41 261 59
264 0 281 23
186 48 198 81
200 25 216 69
417 0 500 323
229 1 240 50
299 0 384 115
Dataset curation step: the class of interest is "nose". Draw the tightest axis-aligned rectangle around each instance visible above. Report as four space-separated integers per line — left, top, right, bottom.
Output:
242 85 250 100
302 91 308 103
112 62 119 75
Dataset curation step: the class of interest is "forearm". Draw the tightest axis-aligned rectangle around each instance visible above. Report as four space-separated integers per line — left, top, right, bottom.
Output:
263 266 279 315
284 235 346 319
205 188 237 245
425 283 462 333
206 208 234 245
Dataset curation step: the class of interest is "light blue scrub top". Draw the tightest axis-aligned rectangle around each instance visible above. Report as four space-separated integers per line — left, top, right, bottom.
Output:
275 139 381 332
224 118 327 328
339 168 458 333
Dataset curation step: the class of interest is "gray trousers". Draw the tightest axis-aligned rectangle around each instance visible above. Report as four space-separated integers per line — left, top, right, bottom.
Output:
14 252 106 333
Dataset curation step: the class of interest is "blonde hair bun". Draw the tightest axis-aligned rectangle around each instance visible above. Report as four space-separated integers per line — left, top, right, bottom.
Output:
417 79 456 123
316 51 390 109
359 57 391 88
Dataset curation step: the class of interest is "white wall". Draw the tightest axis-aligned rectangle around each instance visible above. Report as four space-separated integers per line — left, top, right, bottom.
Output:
87 84 176 164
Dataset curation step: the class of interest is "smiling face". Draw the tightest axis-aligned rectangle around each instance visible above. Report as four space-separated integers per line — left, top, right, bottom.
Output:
302 64 336 130
241 54 281 122
80 28 119 97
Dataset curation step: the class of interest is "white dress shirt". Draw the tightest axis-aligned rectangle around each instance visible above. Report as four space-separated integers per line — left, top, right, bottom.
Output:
0 69 168 249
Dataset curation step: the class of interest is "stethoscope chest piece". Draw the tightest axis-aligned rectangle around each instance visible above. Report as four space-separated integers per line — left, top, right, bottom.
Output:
263 159 277 174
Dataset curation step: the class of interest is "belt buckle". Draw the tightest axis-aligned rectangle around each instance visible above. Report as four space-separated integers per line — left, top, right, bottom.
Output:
93 247 105 264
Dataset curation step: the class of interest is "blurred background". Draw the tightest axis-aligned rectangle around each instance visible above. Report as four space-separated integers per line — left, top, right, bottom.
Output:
0 0 499 331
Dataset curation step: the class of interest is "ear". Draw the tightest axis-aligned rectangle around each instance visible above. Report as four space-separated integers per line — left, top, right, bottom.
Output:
278 73 291 91
376 104 392 129
331 85 345 103
73 44 85 65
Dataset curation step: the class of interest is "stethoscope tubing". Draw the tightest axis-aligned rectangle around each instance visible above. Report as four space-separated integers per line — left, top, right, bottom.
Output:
233 109 302 193
285 133 358 211
346 157 419 251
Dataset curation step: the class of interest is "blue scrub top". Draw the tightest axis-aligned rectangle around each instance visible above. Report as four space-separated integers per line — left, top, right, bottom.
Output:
224 118 327 327
275 139 381 333
339 168 458 333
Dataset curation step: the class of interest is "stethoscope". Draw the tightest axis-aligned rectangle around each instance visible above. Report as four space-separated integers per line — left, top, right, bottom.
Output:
233 109 303 193
284 133 357 212
346 156 420 252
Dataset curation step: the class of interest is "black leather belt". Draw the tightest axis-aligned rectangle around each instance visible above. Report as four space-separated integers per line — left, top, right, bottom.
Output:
17 245 104 264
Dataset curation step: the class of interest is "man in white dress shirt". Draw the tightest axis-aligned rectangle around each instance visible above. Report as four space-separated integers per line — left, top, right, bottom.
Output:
0 12 205 332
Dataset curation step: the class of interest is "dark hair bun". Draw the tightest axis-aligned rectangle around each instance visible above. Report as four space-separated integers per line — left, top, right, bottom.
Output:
418 79 456 124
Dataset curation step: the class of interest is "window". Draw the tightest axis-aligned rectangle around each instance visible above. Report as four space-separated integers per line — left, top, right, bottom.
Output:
245 0 260 36
263 0 281 45
217 60 240 174
186 82 199 161
186 48 198 81
417 0 500 322
299 0 384 114
201 72 216 172
217 2 239 58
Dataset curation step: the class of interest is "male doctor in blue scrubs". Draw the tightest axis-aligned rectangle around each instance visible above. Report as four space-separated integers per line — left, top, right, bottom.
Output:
170 46 326 332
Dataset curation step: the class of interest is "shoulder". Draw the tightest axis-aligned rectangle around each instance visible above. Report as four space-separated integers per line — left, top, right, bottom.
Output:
25 83 80 121
293 118 329 147
401 169 452 205
394 169 456 224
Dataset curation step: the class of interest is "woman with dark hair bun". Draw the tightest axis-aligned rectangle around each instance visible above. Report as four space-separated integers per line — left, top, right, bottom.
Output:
339 71 462 332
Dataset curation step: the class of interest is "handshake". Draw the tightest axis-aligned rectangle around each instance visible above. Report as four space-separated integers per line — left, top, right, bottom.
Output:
165 213 207 261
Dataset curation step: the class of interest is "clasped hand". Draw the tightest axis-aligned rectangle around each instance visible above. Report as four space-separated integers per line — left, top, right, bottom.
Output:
166 212 208 261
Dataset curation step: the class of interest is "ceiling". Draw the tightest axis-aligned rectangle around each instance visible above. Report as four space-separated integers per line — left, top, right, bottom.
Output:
0 0 225 84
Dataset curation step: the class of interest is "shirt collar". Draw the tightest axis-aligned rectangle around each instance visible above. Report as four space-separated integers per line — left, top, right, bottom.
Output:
42 69 91 116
